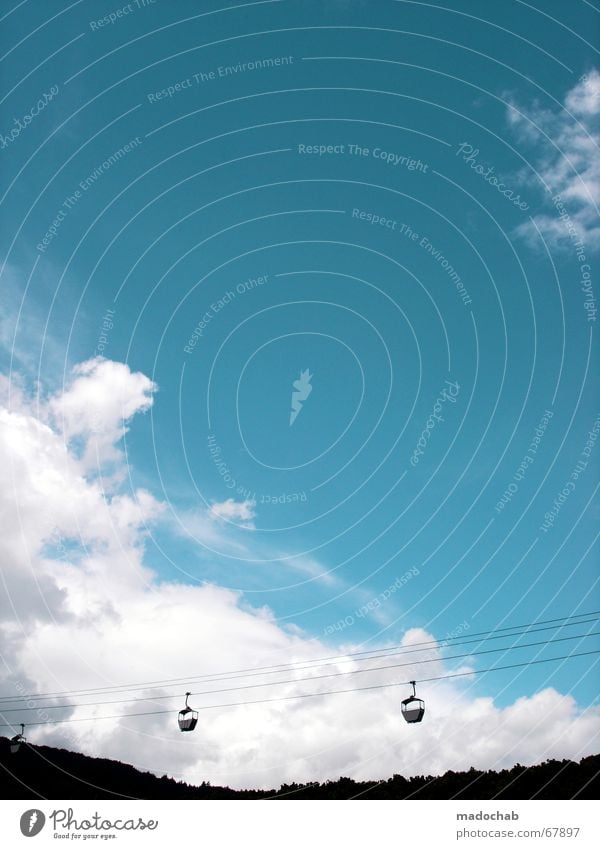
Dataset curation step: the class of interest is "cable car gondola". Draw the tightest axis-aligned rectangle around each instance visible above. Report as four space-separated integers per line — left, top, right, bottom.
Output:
178 692 198 732
401 681 425 724
10 723 26 753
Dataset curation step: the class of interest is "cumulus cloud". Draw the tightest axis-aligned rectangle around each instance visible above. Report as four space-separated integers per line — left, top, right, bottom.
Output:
508 69 600 249
1 360 599 790
48 357 156 471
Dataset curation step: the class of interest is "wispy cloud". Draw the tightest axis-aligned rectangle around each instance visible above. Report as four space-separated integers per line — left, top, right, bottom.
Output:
209 497 256 527
508 69 600 249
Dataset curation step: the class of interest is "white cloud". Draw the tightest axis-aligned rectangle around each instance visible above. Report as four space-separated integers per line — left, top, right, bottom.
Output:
48 357 156 471
1 360 599 790
177 502 340 589
508 69 600 249
209 498 256 527
284 554 338 586
565 70 600 118
171 507 247 552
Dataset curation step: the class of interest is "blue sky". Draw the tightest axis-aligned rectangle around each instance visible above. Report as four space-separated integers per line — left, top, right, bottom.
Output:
0 0 598 785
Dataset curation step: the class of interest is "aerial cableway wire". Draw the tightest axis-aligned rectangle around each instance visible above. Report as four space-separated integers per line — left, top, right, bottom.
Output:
0 609 597 705
0 649 598 731
0 629 598 715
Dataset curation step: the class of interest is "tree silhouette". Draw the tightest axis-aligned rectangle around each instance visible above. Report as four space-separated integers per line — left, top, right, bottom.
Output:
1 736 597 800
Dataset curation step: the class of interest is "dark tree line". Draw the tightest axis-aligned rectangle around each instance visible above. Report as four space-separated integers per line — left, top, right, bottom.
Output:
1 736 598 799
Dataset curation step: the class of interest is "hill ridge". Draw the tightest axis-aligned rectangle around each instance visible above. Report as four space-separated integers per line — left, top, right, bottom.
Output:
1 737 598 799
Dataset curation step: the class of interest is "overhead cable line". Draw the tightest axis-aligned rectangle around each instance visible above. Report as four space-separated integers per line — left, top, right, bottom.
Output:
1 629 598 715
0 609 596 704
0 649 597 731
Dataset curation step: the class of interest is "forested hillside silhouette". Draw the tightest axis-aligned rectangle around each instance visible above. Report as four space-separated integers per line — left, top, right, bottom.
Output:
1 737 597 799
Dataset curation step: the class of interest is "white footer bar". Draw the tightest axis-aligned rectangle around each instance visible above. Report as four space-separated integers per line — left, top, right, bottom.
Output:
0 800 597 848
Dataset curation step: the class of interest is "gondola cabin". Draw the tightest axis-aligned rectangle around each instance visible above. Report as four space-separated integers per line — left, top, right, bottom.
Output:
10 724 26 753
401 681 425 724
178 692 198 732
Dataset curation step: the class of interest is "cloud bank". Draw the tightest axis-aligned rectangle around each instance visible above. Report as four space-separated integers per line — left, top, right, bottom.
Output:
0 359 598 790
